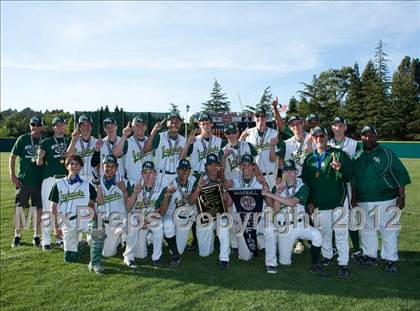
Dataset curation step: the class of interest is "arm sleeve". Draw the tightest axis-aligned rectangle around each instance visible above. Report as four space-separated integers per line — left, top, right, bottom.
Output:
191 176 200 192
152 134 160 149
91 150 100 167
220 139 228 149
186 144 193 157
336 150 353 182
301 156 310 185
49 184 59 203
275 140 286 158
155 187 168 209
271 185 276 194
39 138 48 151
248 143 258 157
123 140 129 155
389 149 411 187
294 184 309 205
126 181 133 197
11 137 22 156
89 184 97 201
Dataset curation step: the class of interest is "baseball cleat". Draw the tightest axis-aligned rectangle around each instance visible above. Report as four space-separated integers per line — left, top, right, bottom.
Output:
320 257 333 266
186 242 198 251
152 259 161 269
170 255 181 267
12 236 21 248
55 239 63 248
42 244 51 251
310 264 327 277
360 256 377 267
126 260 137 269
266 266 278 274
338 265 350 278
351 250 363 262
385 261 397 273
89 262 105 274
219 261 229 271
293 242 305 255
33 236 41 248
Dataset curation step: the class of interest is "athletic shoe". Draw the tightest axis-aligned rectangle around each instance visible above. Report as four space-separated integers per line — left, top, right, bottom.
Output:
351 250 363 262
152 259 161 269
293 242 305 255
89 262 105 274
126 260 137 269
361 256 377 267
12 236 21 248
338 265 350 278
332 247 338 257
33 236 41 247
55 239 63 248
385 261 397 273
266 266 278 274
170 255 181 267
186 242 198 251
320 257 333 266
42 244 51 251
310 264 327 277
219 261 229 271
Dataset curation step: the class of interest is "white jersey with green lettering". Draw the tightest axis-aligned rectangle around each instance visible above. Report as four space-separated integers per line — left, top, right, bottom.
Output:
190 135 223 173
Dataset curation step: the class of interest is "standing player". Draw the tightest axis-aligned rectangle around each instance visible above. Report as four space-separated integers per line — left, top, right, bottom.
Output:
67 114 100 182
306 114 320 131
36 116 69 250
262 160 325 276
144 112 186 188
9 117 44 248
301 126 353 277
50 154 105 274
328 116 361 260
114 116 153 185
352 126 411 272
123 161 166 269
96 155 129 258
225 154 278 274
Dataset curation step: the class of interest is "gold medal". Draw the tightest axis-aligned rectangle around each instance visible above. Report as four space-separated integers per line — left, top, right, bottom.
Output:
60 159 65 164
315 171 320 178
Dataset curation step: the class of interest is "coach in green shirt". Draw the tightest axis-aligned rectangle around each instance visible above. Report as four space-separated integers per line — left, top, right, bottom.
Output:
9 116 44 248
351 126 411 273
301 126 352 278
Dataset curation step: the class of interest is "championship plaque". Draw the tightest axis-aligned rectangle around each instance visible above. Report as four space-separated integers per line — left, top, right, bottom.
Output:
197 184 226 217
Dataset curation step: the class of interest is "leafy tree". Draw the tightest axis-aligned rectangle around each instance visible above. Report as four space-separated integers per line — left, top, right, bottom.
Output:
202 79 231 113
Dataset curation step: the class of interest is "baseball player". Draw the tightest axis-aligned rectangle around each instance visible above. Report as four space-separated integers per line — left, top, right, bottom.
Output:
144 112 186 188
225 154 278 274
96 155 129 258
123 161 166 269
306 113 320 131
67 114 100 182
261 159 326 276
49 154 105 274
189 154 231 270
160 159 197 266
328 116 361 260
9 116 44 248
36 116 69 250
301 126 353 278
352 126 411 272
271 97 294 141
114 116 153 185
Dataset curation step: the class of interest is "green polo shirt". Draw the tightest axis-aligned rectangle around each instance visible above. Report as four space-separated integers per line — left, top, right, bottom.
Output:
301 147 352 210
11 134 44 186
271 183 309 206
39 136 68 179
352 144 411 202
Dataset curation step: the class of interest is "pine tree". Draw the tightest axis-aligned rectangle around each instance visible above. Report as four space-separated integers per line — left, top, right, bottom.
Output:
202 79 231 113
407 58 420 139
345 63 364 135
288 96 299 114
374 40 391 85
244 86 272 113
169 103 181 116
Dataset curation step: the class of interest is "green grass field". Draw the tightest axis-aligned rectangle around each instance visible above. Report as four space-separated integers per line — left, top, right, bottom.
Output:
1 152 419 311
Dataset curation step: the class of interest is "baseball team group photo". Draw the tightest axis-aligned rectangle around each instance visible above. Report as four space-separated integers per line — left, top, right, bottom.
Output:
1 1 419 311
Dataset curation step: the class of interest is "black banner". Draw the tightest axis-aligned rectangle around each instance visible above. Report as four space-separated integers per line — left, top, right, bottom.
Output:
228 189 263 256
197 184 226 217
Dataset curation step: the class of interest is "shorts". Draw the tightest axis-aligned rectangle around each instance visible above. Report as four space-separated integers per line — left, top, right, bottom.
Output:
15 184 42 210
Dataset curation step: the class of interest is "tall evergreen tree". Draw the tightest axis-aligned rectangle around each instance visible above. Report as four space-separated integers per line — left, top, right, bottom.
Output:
245 86 272 113
169 103 181 116
202 79 231 113
345 63 364 135
374 40 391 85
288 96 299 114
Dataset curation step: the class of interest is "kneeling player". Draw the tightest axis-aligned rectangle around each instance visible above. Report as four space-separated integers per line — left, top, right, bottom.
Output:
50 154 105 274
123 161 166 269
262 160 326 276
189 154 231 270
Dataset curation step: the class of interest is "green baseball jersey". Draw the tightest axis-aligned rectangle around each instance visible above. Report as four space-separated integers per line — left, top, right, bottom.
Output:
352 144 411 202
271 182 309 206
39 136 68 179
301 147 352 210
11 134 44 186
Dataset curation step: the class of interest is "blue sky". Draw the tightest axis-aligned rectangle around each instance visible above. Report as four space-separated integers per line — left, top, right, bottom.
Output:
2 1 419 115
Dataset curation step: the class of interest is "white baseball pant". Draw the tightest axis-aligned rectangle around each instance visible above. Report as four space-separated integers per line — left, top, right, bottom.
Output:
196 216 230 262
102 223 123 257
41 176 57 246
123 225 163 262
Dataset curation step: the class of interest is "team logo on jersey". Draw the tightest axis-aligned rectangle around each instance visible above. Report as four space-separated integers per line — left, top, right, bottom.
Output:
257 142 270 152
135 199 157 209
197 146 220 161
78 148 95 158
162 146 183 158
103 192 123 204
132 150 146 163
239 195 257 211
373 156 380 163
60 190 86 203
227 158 239 170
175 197 188 208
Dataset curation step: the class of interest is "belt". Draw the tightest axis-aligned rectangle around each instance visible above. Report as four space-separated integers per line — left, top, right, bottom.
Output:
262 172 274 176
159 170 176 175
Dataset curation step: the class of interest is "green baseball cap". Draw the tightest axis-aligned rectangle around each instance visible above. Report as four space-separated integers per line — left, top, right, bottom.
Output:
177 159 191 170
103 117 117 127
102 154 118 165
142 161 156 171
283 159 297 171
167 112 181 120
30 116 43 126
205 154 220 166
287 115 303 124
224 122 238 135
198 112 212 122
52 116 66 126
331 116 346 125
306 113 319 122
254 107 267 116
311 126 328 137
78 114 93 125
361 125 377 136
240 154 254 164
132 116 145 124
